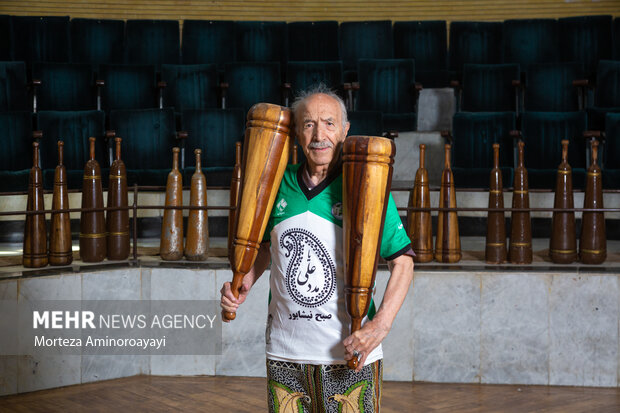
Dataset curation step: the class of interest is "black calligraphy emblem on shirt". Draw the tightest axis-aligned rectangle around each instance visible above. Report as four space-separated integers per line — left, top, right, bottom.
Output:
280 228 336 307
297 250 319 293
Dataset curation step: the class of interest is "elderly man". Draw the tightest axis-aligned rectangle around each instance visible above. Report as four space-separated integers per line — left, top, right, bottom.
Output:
220 85 414 412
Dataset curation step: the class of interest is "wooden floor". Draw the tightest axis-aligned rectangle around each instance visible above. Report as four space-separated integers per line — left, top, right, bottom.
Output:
1 376 619 412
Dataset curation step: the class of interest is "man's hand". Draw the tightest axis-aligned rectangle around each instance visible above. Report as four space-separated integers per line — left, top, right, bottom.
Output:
343 319 390 372
220 281 251 323
342 253 414 371
219 242 271 322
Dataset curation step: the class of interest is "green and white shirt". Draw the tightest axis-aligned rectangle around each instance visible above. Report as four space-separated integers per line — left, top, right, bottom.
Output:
263 162 411 365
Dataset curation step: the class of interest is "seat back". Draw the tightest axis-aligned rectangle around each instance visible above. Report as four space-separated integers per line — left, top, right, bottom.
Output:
586 106 620 132
394 20 447 87
234 21 287 65
36 110 106 172
594 60 620 108
181 108 245 169
0 111 34 191
452 111 515 169
161 64 219 111
182 20 235 65
33 62 97 111
0 15 11 60
286 61 343 95
449 21 503 75
11 16 71 65
223 62 281 114
603 110 620 188
461 63 520 112
108 108 177 171
604 112 620 169
0 111 33 171
521 111 587 170
614 18 620 60
71 18 125 64
503 19 559 68
339 21 393 73
559 15 613 76
357 58 416 113
287 21 339 62
99 64 158 111
125 19 180 65
0 61 28 111
524 62 585 112
348 111 384 137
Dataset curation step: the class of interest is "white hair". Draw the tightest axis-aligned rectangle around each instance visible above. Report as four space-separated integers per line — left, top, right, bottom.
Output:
290 83 348 129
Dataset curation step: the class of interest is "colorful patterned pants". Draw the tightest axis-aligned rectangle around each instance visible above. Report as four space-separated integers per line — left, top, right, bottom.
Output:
266 358 383 413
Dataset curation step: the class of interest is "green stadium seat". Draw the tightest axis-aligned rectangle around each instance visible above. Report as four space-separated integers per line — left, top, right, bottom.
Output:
0 61 29 112
594 60 620 108
125 19 180 65
161 64 220 112
286 61 343 98
449 111 515 189
98 64 159 111
448 21 503 79
0 111 35 192
32 62 98 111
503 19 559 69
0 15 11 60
603 112 620 188
614 18 620 60
234 21 287 68
287 21 339 62
356 58 418 132
460 63 520 112
559 15 613 76
36 110 106 189
180 108 245 185
71 18 125 65
524 63 586 112
182 20 234 66
587 60 620 130
394 20 448 88
222 62 282 114
520 111 587 189
10 16 70 66
108 108 180 186
348 111 384 137
339 21 394 81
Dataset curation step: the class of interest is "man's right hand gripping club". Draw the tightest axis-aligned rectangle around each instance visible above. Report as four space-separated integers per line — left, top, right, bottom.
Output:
220 242 270 322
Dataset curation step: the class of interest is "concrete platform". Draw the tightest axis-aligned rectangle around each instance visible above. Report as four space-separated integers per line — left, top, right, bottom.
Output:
1 237 619 395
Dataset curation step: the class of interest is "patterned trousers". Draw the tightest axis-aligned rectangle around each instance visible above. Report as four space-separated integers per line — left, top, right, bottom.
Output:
266 358 383 413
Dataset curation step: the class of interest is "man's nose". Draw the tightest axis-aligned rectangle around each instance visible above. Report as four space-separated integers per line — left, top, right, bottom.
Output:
314 123 328 140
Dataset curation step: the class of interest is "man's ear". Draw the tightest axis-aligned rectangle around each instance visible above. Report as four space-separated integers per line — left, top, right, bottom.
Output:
344 121 350 137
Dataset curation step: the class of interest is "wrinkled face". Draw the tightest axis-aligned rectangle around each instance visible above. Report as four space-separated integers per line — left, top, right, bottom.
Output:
296 94 350 171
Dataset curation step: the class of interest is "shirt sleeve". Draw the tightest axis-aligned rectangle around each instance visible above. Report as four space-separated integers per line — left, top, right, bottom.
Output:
379 193 412 261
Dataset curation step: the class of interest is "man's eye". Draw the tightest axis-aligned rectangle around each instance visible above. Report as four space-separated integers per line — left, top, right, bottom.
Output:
304 123 313 128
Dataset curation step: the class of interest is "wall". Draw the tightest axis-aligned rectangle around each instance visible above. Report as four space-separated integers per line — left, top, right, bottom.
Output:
1 262 619 395
2 0 619 22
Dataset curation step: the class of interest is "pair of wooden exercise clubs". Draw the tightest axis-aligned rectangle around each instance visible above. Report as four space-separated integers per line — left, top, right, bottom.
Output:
407 140 606 265
23 137 130 267
158 146 228 261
